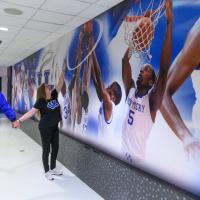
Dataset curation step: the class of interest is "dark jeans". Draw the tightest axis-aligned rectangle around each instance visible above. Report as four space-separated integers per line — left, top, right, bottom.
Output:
39 126 59 173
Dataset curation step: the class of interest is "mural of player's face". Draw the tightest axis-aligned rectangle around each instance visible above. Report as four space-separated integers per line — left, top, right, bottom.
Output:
136 64 154 89
107 83 116 103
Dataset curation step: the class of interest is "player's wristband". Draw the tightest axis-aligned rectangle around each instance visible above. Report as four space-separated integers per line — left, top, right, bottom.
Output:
18 119 22 124
183 135 199 147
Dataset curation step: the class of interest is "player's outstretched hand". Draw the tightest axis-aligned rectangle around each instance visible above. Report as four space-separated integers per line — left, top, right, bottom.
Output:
165 0 173 22
183 135 200 160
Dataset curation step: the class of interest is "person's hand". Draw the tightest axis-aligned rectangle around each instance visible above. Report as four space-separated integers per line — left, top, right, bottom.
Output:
12 120 20 129
183 134 200 160
165 0 173 22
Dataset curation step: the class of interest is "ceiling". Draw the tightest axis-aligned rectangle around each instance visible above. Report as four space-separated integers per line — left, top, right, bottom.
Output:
0 0 124 67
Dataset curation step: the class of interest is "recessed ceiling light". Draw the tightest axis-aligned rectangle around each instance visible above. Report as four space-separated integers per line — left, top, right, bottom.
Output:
0 27 8 31
4 8 23 15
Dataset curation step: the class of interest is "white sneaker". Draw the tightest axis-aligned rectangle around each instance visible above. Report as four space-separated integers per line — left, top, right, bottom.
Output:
45 171 54 180
50 168 63 176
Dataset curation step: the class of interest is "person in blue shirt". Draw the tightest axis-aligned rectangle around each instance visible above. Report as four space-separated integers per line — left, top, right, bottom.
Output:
0 92 16 122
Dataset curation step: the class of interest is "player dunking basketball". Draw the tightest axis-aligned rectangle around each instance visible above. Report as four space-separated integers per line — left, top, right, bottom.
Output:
124 0 165 59
160 17 200 158
121 0 173 161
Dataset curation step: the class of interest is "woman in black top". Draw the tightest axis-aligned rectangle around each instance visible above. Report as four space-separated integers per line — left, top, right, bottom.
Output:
13 61 67 180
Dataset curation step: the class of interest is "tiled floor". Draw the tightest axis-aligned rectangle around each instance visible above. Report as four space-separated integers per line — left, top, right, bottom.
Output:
0 118 104 200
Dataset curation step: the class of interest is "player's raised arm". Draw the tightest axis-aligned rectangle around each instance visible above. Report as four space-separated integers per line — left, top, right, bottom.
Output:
89 36 104 102
92 51 113 121
68 68 77 95
91 56 102 101
149 0 173 121
122 48 135 98
91 51 105 98
56 59 67 93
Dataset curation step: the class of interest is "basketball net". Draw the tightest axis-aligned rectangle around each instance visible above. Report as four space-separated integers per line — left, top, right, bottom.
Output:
124 0 165 62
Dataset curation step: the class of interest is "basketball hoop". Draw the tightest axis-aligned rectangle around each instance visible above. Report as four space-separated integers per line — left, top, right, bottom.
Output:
124 0 165 62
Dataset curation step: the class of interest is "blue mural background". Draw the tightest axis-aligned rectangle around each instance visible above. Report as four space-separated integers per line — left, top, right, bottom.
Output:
12 0 200 196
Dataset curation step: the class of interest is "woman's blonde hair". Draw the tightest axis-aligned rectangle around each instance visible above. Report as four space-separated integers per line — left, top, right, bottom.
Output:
35 83 46 120
36 83 46 100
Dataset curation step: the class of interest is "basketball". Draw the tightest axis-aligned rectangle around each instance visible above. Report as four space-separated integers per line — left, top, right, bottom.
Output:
133 17 155 51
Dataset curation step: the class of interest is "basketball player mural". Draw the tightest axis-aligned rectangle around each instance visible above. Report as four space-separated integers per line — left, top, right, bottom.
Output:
15 64 26 112
89 37 122 138
160 18 200 158
60 60 76 131
121 0 173 161
70 21 92 133
124 0 165 61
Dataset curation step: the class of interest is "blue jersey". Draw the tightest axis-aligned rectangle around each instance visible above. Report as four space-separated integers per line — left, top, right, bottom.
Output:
0 92 16 122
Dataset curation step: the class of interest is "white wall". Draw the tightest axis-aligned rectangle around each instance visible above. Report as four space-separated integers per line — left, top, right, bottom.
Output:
0 67 7 97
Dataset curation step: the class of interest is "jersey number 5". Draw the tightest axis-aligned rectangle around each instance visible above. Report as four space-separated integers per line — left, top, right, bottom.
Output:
128 110 135 125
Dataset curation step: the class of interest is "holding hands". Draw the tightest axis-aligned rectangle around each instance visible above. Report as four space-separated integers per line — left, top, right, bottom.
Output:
12 119 21 129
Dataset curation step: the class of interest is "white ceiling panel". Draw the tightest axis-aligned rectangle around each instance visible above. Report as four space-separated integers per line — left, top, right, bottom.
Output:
2 0 46 8
32 10 73 25
25 20 60 32
0 55 10 60
0 15 27 27
31 43 45 49
0 40 11 50
55 25 74 35
41 0 90 15
0 1 37 19
8 39 40 47
38 32 64 46
0 29 18 39
0 0 124 67
0 25 20 35
15 28 50 40
65 16 88 27
97 0 123 7
80 0 99 3
79 4 106 19
4 47 25 55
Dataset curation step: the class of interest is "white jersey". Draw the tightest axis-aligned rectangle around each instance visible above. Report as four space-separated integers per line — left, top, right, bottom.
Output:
74 108 88 134
122 88 153 160
98 101 115 138
61 91 72 131
191 69 200 135
186 18 200 136
190 17 200 33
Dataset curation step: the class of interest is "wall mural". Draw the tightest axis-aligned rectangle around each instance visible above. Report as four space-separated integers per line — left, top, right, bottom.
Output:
12 0 200 196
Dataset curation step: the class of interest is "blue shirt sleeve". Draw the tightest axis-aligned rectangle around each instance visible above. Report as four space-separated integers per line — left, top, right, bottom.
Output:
0 92 16 122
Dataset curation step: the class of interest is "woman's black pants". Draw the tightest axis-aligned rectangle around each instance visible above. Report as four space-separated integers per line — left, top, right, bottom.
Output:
39 126 59 173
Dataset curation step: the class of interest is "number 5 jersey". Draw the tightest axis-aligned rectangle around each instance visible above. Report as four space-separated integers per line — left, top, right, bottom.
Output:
122 88 153 160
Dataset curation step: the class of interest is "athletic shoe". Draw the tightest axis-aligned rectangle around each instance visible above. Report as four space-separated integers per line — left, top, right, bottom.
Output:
45 171 54 181
50 168 63 176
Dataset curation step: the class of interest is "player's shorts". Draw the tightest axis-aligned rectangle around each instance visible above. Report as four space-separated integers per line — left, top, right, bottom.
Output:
121 142 134 164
